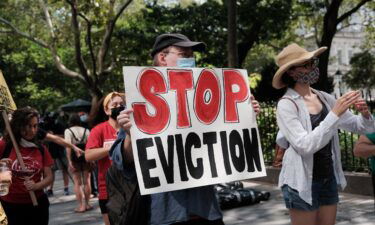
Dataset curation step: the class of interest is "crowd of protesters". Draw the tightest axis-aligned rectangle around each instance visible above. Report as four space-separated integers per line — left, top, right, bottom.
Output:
0 33 374 225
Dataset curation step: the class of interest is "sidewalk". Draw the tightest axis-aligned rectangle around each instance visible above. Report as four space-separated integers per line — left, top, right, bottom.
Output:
49 171 102 225
49 171 375 225
223 181 375 225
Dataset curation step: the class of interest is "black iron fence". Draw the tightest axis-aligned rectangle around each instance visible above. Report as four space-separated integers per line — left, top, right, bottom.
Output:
257 93 374 173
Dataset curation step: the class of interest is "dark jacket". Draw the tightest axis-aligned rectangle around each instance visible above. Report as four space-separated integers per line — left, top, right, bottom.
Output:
106 163 150 225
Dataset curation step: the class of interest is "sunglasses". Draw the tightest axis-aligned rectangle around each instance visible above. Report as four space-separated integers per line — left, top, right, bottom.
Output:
298 57 319 69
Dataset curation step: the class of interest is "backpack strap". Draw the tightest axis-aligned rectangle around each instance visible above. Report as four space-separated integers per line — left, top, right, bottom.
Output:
68 128 80 142
316 90 331 108
80 128 87 143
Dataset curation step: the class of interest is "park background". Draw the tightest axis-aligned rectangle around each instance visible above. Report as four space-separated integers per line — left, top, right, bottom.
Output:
0 0 374 173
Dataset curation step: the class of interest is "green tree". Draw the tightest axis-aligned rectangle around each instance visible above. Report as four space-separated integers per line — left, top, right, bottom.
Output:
116 0 294 68
0 0 134 113
344 50 375 90
296 0 373 92
0 31 90 112
227 0 238 67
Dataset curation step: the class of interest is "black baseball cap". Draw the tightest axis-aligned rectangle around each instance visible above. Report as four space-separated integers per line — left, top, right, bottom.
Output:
151 33 206 57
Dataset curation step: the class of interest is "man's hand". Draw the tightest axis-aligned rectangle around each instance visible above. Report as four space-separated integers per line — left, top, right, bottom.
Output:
250 95 261 115
117 108 134 133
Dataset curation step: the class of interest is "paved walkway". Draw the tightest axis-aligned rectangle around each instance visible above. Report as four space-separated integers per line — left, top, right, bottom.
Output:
49 171 375 225
49 171 102 225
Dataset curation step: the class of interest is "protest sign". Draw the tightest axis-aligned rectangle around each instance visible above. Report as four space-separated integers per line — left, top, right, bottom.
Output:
123 67 266 195
0 70 16 112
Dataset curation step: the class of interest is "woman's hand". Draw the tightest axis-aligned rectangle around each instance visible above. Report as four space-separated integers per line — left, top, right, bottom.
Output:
24 179 40 191
117 108 134 133
332 91 360 117
72 145 84 157
0 158 12 168
0 158 12 183
68 161 76 173
0 171 11 184
354 97 371 119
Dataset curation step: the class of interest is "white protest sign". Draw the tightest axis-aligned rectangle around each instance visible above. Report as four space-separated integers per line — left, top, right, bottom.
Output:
123 67 266 195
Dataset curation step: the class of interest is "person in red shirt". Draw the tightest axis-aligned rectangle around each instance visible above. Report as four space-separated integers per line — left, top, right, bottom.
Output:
85 92 125 225
0 107 54 225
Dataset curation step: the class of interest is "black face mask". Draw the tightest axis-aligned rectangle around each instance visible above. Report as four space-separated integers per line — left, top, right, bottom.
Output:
110 106 125 120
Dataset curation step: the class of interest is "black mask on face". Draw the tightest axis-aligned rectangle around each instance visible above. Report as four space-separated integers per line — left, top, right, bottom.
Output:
110 105 125 120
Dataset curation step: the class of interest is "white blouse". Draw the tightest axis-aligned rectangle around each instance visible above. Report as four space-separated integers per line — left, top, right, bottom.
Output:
276 88 375 205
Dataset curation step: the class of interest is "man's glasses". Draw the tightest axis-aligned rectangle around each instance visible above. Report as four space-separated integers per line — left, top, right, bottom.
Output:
164 50 193 58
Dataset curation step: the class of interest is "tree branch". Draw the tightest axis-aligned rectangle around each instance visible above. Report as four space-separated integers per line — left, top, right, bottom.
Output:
0 17 49 48
336 0 371 25
97 0 133 75
98 60 116 84
38 0 83 79
337 22 363 32
0 30 13 34
78 12 97 77
65 0 89 79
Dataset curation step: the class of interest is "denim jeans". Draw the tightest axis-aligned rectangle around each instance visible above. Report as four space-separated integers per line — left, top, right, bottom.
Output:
281 175 339 211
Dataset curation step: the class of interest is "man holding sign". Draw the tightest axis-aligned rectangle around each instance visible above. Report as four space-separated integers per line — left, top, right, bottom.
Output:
109 34 263 225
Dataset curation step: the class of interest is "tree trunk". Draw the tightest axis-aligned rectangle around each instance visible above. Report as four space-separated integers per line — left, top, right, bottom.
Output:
316 27 336 92
78 76 103 118
314 0 341 92
316 32 335 92
315 0 371 92
227 0 238 68
238 39 256 67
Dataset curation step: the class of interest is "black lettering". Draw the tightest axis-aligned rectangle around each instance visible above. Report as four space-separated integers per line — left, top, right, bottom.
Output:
175 134 189 181
220 131 232 175
136 138 160 189
203 132 218 178
244 128 262 171
155 136 174 184
229 130 245 172
185 132 203 179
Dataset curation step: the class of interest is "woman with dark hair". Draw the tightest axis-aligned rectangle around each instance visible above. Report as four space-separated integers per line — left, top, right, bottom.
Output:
64 113 92 213
273 44 375 225
0 107 54 225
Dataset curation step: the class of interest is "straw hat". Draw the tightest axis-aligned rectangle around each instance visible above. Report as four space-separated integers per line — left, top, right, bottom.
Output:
272 43 327 89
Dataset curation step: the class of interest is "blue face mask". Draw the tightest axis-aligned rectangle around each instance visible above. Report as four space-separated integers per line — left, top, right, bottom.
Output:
80 114 88 123
177 58 196 68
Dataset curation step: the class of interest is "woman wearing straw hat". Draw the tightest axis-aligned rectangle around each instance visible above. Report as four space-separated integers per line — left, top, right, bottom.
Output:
273 43 375 225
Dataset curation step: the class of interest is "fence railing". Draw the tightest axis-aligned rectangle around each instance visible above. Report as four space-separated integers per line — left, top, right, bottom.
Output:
257 97 374 173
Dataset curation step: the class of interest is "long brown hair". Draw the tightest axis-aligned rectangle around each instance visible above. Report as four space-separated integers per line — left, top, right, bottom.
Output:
4 106 40 144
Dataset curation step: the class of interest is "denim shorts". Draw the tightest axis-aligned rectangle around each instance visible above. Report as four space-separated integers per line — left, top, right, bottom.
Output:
281 176 339 211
